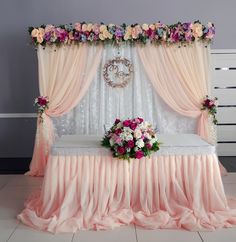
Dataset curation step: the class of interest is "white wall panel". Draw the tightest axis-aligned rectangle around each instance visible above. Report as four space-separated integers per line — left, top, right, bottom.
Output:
212 50 236 156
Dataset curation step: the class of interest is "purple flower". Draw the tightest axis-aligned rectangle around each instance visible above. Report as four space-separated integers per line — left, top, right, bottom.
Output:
115 28 123 39
170 29 180 42
182 22 191 31
44 32 51 42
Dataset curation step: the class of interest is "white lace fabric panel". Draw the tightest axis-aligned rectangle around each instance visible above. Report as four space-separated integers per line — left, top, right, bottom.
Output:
52 44 197 137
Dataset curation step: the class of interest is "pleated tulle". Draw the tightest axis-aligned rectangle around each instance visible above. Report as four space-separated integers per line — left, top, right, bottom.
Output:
18 154 236 233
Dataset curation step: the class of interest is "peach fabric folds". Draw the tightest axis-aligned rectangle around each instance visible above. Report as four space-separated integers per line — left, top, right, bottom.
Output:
27 44 103 176
137 42 210 141
18 154 236 233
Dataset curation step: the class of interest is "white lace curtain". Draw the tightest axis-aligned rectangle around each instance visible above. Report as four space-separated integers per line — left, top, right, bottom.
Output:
53 44 197 136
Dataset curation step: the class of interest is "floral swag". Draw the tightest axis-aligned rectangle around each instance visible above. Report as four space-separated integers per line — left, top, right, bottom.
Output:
29 21 215 46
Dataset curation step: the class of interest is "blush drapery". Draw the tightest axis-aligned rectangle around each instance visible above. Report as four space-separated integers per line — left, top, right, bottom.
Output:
137 42 210 141
27 44 103 176
19 154 236 233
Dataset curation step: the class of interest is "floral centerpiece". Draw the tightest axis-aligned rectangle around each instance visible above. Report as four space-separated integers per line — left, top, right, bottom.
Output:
201 95 218 125
28 21 215 46
34 96 49 122
102 118 160 161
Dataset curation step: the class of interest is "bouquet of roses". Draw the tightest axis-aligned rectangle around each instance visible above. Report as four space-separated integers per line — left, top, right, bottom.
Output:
201 95 218 125
102 118 160 161
34 96 49 122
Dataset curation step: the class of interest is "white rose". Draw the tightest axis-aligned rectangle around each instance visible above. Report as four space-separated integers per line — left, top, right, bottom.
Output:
31 28 39 37
136 139 144 148
142 23 149 31
134 129 142 139
123 127 132 133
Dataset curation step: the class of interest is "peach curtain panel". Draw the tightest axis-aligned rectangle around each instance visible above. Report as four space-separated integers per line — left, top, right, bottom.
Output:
137 42 210 141
27 44 103 176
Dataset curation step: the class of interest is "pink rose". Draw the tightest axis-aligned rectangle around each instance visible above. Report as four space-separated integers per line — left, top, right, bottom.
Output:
135 150 144 159
38 97 47 106
127 140 134 148
123 120 131 127
118 146 125 155
115 137 122 144
115 128 122 135
130 122 137 130
138 117 144 123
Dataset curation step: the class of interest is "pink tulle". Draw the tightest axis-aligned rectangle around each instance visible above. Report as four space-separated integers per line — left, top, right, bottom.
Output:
18 154 236 233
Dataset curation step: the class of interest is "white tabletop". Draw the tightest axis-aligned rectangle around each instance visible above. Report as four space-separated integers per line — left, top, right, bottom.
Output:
51 134 215 156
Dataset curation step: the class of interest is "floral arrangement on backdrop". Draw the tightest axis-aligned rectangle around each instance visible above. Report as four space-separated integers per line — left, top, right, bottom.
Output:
34 96 49 122
102 118 160 161
201 96 218 125
29 21 215 46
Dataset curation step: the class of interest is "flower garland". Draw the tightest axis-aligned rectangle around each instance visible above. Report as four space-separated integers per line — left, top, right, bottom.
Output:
34 96 49 122
102 118 160 161
201 96 218 125
29 21 215 46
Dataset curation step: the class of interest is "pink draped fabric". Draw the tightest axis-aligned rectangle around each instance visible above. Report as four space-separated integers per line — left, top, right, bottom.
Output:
19 154 236 233
137 42 210 141
27 44 103 176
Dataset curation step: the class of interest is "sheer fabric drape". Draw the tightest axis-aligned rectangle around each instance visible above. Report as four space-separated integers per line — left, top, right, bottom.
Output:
53 44 197 137
27 44 103 176
137 42 210 141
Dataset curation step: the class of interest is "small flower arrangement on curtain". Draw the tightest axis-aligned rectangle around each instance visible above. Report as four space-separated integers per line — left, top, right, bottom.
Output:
28 21 215 46
34 96 49 122
102 118 160 161
201 96 218 125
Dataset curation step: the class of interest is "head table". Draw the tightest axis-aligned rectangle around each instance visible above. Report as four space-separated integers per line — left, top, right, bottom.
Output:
18 134 236 233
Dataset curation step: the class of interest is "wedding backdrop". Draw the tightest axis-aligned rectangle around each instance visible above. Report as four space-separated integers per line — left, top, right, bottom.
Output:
18 21 236 232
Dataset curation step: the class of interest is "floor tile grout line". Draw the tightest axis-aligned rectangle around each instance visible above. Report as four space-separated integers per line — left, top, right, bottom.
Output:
197 232 204 242
71 233 75 242
134 225 139 242
6 221 20 242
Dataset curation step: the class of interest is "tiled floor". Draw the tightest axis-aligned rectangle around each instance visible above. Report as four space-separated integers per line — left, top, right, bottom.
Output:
0 174 236 242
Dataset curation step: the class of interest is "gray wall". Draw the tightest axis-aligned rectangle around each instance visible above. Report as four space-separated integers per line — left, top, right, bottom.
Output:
0 0 235 157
